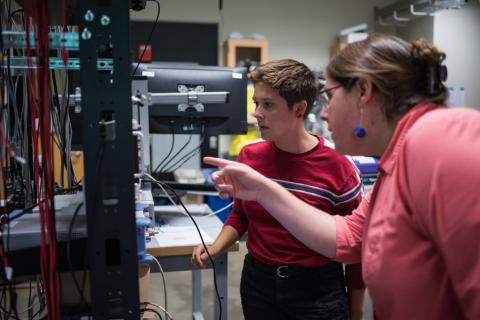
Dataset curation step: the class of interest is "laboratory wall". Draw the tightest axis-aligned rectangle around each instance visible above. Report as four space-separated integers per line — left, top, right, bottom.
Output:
396 15 434 42
374 1 479 109
433 1 480 109
131 0 395 71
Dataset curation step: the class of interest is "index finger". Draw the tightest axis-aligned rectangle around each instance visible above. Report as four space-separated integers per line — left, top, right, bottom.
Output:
203 156 236 168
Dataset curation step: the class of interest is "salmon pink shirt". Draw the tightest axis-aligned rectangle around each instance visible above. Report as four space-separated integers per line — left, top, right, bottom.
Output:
335 103 480 319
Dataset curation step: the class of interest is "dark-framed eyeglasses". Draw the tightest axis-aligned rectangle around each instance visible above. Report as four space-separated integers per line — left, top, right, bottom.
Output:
319 84 342 103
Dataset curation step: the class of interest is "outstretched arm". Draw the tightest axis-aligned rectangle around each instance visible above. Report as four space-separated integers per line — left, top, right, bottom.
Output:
204 156 337 258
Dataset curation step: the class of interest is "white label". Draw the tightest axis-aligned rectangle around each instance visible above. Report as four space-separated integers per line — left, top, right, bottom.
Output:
232 72 243 79
142 71 155 77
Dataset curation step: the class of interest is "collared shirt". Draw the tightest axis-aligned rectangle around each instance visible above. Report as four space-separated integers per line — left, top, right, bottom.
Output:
335 103 480 319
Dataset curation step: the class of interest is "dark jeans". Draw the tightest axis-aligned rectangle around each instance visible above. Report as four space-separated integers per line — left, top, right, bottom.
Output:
240 254 349 320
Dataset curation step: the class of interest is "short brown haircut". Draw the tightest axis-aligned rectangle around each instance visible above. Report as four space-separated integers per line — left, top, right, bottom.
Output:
249 59 319 119
327 34 448 122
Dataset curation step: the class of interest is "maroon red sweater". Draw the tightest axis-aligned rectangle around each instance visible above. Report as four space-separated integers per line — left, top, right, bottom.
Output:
225 136 364 287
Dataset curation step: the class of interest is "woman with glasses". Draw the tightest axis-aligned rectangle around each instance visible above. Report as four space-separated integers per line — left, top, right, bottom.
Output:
204 34 480 319
192 59 366 319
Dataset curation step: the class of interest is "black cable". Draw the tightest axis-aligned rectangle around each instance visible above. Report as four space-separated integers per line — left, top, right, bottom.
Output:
64 74 81 188
140 308 163 320
0 249 24 320
0 271 19 320
132 0 160 76
7 282 18 320
158 132 193 173
166 133 205 173
62 75 76 189
145 179 223 320
29 306 42 320
0 0 11 27
0 281 5 320
0 206 18 320
165 139 204 173
152 120 175 173
50 70 68 187
162 121 205 172
36 276 45 318
28 280 34 320
0 304 20 320
7 9 23 25
52 69 73 190
2 7 30 208
163 121 206 172
3 207 22 315
6 1 12 22
66 202 89 308
15 73 33 206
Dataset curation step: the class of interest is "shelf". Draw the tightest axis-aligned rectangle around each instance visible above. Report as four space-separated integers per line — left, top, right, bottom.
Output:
223 38 269 68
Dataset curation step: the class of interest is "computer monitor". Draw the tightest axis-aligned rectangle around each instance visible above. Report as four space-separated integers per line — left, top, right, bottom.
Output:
136 64 248 135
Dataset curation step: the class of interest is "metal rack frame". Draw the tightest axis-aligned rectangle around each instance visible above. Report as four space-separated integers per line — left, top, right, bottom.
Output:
78 1 140 318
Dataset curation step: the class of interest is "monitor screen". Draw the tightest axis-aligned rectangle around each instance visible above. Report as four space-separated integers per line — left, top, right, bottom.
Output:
137 64 248 135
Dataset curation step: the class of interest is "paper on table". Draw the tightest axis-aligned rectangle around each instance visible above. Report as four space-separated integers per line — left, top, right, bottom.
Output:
154 225 214 247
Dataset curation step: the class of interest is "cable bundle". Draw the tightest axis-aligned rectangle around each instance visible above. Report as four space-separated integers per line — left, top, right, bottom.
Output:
22 1 62 319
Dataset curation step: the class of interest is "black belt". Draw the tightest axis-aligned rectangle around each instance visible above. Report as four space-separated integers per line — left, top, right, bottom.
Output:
247 254 341 279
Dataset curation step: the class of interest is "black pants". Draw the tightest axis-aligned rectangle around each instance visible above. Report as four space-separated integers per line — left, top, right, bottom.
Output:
240 254 349 320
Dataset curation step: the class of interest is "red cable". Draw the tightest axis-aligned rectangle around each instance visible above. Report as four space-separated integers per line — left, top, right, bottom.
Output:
24 3 45 292
32 1 53 316
40 1 60 316
24 1 58 319
39 1 60 317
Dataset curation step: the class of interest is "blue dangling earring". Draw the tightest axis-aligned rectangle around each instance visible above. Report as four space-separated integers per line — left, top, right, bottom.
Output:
353 107 366 138
353 127 366 138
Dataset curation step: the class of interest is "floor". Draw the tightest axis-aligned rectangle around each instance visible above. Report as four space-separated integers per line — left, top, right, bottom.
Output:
149 240 374 320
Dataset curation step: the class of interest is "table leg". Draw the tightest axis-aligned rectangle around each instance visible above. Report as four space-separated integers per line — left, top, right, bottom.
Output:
214 252 228 320
192 269 204 320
